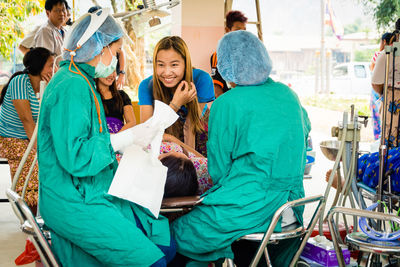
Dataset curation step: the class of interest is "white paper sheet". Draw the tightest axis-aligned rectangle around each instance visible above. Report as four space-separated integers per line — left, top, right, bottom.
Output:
108 100 179 217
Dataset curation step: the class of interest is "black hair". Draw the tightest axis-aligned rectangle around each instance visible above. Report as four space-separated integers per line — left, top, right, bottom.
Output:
226 10 248 29
0 48 54 106
95 77 123 115
161 155 199 198
396 18 400 31
382 32 393 44
45 0 68 11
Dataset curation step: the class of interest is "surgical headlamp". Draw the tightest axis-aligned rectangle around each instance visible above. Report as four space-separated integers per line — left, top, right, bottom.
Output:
64 8 110 52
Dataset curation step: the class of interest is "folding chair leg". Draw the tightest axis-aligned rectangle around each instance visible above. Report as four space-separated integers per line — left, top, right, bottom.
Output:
226 258 235 267
264 247 272 266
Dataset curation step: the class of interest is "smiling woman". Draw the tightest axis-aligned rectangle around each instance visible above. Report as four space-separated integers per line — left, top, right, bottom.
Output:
138 36 215 149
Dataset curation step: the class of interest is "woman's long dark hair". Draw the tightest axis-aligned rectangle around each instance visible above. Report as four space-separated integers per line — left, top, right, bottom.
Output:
0 47 53 105
95 77 124 116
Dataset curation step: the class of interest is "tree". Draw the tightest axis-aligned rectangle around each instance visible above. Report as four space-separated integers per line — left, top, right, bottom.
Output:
360 0 400 30
0 0 44 59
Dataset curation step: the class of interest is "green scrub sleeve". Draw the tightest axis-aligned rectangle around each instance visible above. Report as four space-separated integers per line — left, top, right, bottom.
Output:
206 100 234 185
49 85 115 178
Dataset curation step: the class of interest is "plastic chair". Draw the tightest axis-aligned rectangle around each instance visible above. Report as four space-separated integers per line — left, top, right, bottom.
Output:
226 195 325 267
327 206 400 267
6 189 59 267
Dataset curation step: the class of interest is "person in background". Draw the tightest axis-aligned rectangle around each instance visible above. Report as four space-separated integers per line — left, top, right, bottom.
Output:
34 0 68 62
95 71 136 133
0 48 55 213
369 32 393 140
210 10 247 98
138 36 214 150
170 30 310 266
372 25 398 147
19 2 71 55
37 10 175 266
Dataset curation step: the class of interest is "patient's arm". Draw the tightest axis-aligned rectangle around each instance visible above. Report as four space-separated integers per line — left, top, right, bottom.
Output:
163 133 204 158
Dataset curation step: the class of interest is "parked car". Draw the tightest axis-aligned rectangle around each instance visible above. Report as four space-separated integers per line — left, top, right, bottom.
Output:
330 62 371 95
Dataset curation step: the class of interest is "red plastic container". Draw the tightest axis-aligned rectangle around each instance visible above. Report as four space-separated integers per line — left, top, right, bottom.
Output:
311 222 352 241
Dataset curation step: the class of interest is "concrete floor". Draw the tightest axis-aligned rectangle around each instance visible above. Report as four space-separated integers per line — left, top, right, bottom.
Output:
0 164 34 267
0 105 371 266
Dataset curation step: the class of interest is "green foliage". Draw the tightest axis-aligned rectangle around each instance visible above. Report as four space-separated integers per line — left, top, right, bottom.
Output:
0 0 44 60
360 0 400 30
344 18 362 34
354 49 375 62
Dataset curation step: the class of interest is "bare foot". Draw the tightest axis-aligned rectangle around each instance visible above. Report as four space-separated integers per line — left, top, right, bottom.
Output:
325 169 344 190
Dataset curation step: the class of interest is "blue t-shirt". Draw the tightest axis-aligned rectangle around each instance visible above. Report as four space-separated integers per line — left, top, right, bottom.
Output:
0 74 39 139
138 68 215 105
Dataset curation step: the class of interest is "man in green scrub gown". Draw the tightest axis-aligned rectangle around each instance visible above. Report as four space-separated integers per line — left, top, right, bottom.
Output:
171 31 310 266
37 10 174 266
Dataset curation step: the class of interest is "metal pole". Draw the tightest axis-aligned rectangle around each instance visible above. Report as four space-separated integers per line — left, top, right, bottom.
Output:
377 47 392 213
255 0 263 41
320 0 326 93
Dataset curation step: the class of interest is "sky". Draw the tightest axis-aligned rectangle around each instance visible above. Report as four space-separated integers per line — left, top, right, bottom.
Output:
233 0 376 37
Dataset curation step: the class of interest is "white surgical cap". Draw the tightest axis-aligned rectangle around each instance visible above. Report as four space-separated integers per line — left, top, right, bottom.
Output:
217 30 272 86
63 12 124 63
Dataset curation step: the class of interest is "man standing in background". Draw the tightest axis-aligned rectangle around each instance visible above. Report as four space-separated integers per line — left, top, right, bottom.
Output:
33 0 69 62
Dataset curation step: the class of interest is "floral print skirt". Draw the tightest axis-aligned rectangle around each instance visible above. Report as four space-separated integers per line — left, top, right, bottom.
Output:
0 136 38 209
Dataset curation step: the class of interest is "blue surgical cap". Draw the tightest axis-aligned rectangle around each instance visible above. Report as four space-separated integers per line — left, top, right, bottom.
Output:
63 13 124 63
217 30 272 86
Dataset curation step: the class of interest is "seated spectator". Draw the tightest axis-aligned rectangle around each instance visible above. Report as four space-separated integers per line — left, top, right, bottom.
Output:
138 36 214 151
170 30 310 266
0 47 55 213
95 71 136 133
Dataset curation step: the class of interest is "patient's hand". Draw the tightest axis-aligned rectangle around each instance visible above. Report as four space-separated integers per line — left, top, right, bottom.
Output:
163 133 181 144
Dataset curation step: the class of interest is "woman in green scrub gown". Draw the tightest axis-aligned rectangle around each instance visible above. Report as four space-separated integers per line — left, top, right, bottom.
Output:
170 30 311 266
37 9 175 266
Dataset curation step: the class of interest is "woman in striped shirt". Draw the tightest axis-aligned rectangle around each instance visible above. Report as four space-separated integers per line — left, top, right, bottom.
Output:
0 47 55 213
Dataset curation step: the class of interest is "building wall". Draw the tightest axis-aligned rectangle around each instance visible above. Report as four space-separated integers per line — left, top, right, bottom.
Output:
171 0 225 73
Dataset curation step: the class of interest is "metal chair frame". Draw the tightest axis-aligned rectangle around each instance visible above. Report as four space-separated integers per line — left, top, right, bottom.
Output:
6 189 59 267
227 195 325 267
327 206 400 267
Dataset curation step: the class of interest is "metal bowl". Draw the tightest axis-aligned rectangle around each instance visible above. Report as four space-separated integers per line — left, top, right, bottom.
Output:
320 140 340 161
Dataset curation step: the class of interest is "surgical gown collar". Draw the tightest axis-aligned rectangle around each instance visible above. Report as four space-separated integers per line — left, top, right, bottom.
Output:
59 60 96 78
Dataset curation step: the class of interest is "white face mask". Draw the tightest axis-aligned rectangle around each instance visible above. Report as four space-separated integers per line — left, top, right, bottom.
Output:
94 46 117 78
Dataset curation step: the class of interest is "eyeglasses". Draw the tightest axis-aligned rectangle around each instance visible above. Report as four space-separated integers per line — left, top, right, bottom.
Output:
52 8 67 14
